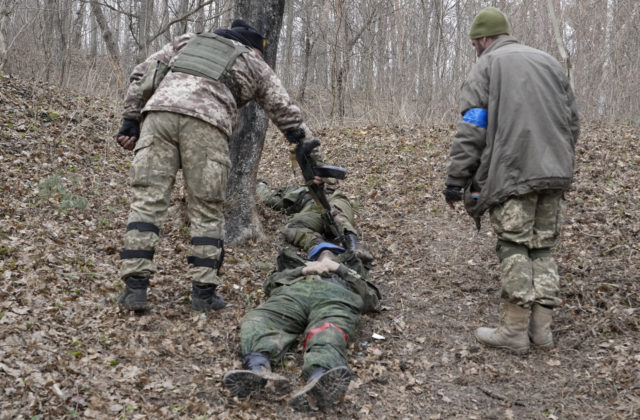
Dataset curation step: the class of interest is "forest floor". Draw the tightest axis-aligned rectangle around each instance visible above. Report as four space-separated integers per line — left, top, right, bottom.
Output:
1 74 639 420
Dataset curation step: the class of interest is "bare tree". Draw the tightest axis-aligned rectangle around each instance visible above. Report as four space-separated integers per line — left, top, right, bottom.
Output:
1 0 638 124
224 0 286 244
0 0 12 71
90 0 124 87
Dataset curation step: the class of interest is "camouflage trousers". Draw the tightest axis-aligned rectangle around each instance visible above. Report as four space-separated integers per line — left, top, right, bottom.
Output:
489 189 566 308
281 191 357 251
119 111 230 285
240 277 363 379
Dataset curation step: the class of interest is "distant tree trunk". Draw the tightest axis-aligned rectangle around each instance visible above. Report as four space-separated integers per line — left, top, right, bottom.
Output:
0 1 11 71
546 0 573 89
71 1 85 49
90 0 124 87
225 0 286 244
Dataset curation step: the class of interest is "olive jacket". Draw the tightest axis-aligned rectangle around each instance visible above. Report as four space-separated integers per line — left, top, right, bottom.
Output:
446 36 580 218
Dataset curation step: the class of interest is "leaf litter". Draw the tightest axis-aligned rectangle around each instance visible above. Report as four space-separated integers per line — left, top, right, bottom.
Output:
0 74 639 418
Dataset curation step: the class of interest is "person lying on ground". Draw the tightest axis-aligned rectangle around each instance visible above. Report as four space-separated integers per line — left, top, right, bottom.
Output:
223 245 380 411
256 180 374 263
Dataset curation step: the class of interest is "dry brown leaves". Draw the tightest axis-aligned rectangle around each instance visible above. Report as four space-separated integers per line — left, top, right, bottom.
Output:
1 74 638 419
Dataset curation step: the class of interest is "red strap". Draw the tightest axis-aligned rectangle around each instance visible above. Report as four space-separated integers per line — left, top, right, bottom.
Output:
304 322 348 349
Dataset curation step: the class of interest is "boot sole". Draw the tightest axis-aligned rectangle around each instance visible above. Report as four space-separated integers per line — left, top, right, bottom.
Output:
223 369 291 398
223 370 267 398
288 366 351 411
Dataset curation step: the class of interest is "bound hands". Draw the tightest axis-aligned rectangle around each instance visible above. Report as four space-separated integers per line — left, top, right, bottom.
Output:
301 250 340 275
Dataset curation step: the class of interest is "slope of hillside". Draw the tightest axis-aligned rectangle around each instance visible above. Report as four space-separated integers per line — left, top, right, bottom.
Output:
1 74 638 419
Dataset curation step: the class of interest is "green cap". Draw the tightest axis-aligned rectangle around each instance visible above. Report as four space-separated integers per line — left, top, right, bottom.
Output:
469 7 510 39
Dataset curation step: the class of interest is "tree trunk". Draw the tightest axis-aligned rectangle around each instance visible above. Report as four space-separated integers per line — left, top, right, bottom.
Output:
224 0 286 244
0 1 11 71
90 0 124 88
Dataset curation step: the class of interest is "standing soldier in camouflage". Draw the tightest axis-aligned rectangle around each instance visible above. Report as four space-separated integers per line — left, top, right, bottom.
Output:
444 8 580 353
256 180 373 263
115 20 321 313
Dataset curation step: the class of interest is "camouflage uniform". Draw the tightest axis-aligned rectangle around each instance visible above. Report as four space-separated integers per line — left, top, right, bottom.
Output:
119 32 312 286
240 250 379 380
444 8 580 351
490 190 565 308
256 183 358 251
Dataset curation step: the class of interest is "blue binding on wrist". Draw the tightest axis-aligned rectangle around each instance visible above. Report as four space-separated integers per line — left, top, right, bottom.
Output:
308 242 345 261
462 108 488 129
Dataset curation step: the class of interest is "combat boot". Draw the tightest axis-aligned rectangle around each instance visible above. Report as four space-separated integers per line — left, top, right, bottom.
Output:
191 283 226 312
475 302 530 354
344 232 374 264
223 352 290 398
288 366 352 411
529 303 554 349
117 275 149 312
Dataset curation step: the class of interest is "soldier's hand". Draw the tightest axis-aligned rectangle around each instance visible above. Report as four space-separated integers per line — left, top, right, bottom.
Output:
444 185 463 209
302 258 340 275
116 119 140 150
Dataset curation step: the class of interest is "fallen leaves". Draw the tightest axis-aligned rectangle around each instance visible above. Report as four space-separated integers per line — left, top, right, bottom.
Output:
0 74 638 419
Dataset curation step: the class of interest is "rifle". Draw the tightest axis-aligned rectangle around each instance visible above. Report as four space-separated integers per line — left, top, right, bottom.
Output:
292 139 348 248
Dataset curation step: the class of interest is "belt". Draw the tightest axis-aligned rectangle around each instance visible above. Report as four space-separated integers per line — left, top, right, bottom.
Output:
320 276 348 290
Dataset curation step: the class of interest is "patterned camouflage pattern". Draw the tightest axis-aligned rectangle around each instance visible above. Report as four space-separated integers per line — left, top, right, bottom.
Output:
256 183 310 213
240 276 363 380
119 112 228 285
257 184 357 251
123 32 309 139
489 190 565 308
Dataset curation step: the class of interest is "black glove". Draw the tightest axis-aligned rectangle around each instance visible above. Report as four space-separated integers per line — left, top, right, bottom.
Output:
305 139 324 166
284 126 306 143
117 119 140 139
443 185 463 205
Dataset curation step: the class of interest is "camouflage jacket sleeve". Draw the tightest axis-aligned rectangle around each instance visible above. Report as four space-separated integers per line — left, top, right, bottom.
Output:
122 34 195 121
229 52 311 137
445 61 489 187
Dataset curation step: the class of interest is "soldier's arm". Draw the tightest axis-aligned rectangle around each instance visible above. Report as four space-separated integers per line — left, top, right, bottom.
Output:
122 34 194 121
446 67 489 187
566 82 580 147
231 52 311 140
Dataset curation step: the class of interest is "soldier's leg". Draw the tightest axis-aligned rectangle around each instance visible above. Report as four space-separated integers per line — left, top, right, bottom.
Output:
330 192 374 262
256 181 287 210
118 112 180 310
528 190 566 348
282 204 325 251
289 279 361 411
328 192 356 234
239 284 309 361
301 280 362 379
475 193 539 352
179 117 229 311
529 189 565 308
489 192 539 307
225 286 306 398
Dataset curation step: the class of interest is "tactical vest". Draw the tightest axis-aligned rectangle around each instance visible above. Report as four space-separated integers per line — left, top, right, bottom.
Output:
171 33 252 81
140 33 252 101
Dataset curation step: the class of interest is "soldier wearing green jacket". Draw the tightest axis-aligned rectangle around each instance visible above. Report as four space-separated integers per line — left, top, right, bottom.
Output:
222 184 379 411
256 181 373 262
114 20 321 313
444 8 580 353
224 248 379 411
